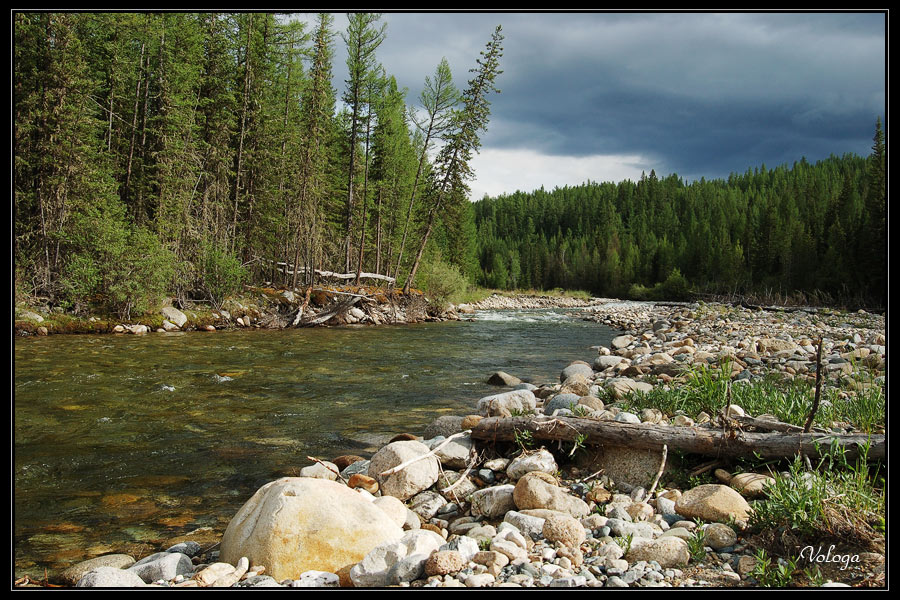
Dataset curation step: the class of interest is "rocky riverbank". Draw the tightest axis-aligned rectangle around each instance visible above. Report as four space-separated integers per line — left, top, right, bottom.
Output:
14 285 458 337
457 292 605 312
16 299 886 588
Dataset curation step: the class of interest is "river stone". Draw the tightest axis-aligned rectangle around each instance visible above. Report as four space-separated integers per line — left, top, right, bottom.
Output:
583 445 673 489
299 460 338 480
594 355 626 370
503 510 546 537
611 335 634 350
512 472 589 518
220 477 404 581
127 551 193 583
757 338 797 353
702 523 738 549
675 484 752 526
659 527 693 542
605 377 654 400
544 393 581 415
506 449 558 480
488 371 522 386
425 550 466 576
542 513 586 548
340 459 371 480
470 484 516 519
560 373 592 396
60 554 136 586
423 416 466 439
477 389 537 417
625 536 690 568
369 440 440 501
560 361 594 382
349 529 445 587
729 472 775 498
373 495 410 528
432 433 474 469
408 490 447 521
160 306 188 328
76 566 146 588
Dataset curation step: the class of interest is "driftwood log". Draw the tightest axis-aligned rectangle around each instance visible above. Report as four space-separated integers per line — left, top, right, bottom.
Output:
470 416 885 461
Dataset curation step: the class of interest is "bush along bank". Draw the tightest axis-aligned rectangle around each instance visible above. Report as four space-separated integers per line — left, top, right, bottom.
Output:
41 301 885 589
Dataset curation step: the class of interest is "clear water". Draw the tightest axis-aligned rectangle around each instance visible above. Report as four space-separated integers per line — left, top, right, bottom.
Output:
13 308 616 578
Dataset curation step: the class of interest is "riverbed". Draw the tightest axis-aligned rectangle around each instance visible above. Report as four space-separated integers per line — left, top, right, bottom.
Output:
13 308 617 579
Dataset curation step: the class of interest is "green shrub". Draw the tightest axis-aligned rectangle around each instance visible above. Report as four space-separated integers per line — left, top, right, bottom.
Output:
59 200 174 319
199 242 247 311
417 255 471 311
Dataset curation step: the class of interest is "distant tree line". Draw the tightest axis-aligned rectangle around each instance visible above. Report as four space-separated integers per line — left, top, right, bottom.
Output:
472 121 886 308
14 12 503 317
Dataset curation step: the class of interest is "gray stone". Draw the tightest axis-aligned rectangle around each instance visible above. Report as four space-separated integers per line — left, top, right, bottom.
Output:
544 393 581 414
488 371 522 386
127 552 193 583
161 306 188 328
409 491 448 521
432 433 474 469
503 511 546 537
61 554 136 586
423 416 466 439
470 484 516 519
477 389 537 417
369 440 440 501
506 449 558 480
164 541 201 557
76 566 147 588
560 362 594 382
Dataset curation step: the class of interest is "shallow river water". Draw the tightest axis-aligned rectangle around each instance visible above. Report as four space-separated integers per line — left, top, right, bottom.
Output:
13 308 617 578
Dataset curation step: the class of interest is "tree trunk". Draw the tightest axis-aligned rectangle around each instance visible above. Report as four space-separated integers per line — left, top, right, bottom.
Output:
469 416 885 461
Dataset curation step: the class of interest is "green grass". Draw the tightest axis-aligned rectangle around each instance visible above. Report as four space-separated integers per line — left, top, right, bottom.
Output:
615 361 884 433
748 441 884 548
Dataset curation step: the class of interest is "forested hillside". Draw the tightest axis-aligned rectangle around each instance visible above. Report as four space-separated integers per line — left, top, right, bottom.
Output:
14 12 502 317
14 12 885 317
472 127 885 308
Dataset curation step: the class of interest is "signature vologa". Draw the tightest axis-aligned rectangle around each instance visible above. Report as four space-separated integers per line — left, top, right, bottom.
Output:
799 545 861 571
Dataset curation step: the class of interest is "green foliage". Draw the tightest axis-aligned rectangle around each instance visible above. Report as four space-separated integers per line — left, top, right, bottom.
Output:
513 428 534 452
417 254 472 311
472 147 885 306
60 197 174 319
751 549 797 587
749 442 884 544
199 242 248 310
614 533 634 554
687 529 708 562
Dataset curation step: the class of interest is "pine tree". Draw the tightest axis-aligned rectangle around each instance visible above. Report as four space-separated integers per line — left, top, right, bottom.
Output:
404 25 504 293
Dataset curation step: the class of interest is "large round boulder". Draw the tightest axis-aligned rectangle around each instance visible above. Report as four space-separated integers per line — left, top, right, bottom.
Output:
220 477 404 581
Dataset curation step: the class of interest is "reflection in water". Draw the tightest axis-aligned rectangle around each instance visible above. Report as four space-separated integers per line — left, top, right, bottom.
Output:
14 309 615 577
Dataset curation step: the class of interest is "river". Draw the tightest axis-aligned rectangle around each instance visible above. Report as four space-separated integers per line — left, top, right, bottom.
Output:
13 308 617 578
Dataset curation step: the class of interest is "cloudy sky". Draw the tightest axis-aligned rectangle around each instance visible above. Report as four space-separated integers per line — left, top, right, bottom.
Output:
315 11 885 200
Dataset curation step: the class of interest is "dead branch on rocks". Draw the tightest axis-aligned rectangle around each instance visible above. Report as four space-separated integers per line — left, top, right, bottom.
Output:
470 416 884 461
379 430 472 477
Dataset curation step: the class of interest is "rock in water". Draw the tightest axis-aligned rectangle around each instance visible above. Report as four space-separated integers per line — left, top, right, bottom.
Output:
487 371 522 386
220 477 404 581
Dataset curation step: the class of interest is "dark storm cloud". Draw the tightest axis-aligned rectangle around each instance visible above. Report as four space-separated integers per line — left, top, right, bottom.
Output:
367 11 885 182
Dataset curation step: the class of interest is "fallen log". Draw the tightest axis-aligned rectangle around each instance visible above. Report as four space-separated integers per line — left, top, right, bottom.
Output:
294 296 362 327
470 416 885 461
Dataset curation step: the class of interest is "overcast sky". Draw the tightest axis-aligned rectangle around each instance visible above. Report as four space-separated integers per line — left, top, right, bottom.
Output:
313 11 886 200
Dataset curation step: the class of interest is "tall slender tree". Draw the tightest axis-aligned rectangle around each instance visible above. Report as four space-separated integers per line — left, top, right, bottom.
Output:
404 25 504 293
341 13 386 273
